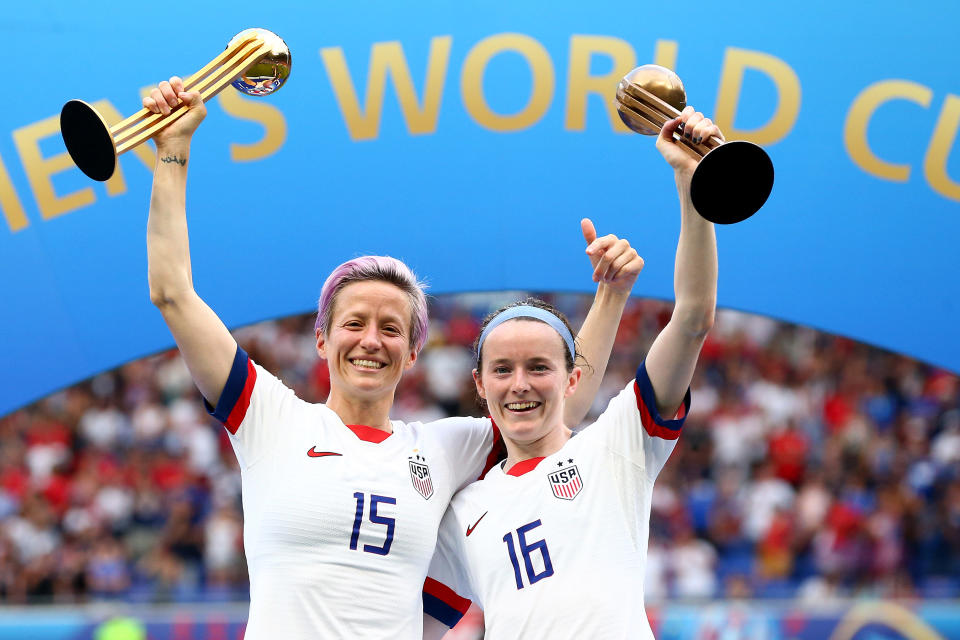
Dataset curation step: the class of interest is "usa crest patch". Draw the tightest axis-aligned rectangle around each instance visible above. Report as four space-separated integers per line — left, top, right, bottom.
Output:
548 465 582 500
409 458 434 500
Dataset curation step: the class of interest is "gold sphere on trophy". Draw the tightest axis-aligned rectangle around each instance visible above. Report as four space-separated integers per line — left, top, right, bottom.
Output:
616 65 686 135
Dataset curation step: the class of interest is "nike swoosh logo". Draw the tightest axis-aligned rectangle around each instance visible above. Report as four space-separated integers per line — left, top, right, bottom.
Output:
307 447 342 458
466 511 488 537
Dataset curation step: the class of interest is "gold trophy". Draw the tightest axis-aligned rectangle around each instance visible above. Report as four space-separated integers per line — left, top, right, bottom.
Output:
61 28 291 182
615 65 774 224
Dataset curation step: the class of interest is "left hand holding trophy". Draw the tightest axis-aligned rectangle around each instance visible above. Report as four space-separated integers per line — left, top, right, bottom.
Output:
61 28 291 181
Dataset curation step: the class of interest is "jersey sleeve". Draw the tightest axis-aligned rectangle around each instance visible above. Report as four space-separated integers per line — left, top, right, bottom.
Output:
427 416 506 491
423 507 474 628
204 345 298 469
591 359 691 480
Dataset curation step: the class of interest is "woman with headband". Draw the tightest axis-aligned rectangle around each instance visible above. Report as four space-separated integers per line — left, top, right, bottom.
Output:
423 107 720 639
141 77 643 638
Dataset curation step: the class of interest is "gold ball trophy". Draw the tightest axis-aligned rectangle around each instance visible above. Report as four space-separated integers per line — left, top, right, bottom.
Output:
615 65 774 224
60 28 291 182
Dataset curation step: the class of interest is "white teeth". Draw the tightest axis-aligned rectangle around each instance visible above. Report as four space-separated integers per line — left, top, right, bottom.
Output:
351 359 384 369
506 402 540 411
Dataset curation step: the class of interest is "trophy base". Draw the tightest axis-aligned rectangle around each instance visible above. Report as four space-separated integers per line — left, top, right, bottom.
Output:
691 141 774 224
61 100 117 182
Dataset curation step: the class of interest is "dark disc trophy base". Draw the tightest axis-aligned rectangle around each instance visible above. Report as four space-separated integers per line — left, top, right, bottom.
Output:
61 100 117 182
690 141 774 225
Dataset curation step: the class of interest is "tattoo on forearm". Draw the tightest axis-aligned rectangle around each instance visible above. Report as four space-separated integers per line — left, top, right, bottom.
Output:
160 155 187 166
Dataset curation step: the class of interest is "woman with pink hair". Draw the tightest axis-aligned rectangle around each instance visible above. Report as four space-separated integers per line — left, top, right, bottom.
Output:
143 77 643 639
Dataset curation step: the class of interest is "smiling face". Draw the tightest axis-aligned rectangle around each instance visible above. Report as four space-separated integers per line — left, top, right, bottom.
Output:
474 319 580 450
316 280 417 406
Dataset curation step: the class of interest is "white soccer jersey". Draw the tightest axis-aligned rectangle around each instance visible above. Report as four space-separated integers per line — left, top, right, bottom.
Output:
207 347 502 639
424 361 689 639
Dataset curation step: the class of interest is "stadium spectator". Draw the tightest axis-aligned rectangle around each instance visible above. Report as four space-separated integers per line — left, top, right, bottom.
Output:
671 522 719 599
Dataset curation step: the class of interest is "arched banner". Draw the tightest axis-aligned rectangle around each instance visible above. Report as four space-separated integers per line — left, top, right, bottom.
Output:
1 0 958 415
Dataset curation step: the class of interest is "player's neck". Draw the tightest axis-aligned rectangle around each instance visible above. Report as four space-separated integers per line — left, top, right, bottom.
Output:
502 424 572 471
325 389 394 433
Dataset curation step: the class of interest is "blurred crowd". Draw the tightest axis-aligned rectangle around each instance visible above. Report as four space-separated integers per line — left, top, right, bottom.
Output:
1 293 958 605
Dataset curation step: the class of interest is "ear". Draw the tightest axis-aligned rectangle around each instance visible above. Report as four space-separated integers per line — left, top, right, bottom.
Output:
563 366 582 399
315 328 328 360
404 348 418 371
472 368 487 400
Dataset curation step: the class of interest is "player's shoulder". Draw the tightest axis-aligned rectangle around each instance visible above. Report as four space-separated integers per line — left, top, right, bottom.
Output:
428 415 492 431
452 462 504 505
249 360 315 407
584 377 644 426
409 415 492 441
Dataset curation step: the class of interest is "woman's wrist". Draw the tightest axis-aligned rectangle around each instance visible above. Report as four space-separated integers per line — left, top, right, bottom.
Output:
155 137 192 156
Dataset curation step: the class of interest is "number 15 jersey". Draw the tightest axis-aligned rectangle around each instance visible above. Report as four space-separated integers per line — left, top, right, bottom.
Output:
424 361 689 640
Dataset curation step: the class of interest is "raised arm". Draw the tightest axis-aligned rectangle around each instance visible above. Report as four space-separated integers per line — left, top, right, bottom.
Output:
564 218 644 427
146 77 237 406
644 107 719 416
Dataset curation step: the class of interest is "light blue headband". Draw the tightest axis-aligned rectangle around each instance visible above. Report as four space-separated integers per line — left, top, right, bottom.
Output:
476 305 576 362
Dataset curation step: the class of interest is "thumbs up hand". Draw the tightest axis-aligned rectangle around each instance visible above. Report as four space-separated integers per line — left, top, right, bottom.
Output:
581 218 644 294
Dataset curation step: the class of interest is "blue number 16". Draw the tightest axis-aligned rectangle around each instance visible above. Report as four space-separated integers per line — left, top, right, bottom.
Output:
503 519 554 590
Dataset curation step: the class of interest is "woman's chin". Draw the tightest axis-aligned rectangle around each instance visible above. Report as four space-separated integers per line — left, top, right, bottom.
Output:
338 373 398 399
496 413 551 442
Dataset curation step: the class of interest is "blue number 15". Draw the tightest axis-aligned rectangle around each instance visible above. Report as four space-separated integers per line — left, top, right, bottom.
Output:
350 492 396 556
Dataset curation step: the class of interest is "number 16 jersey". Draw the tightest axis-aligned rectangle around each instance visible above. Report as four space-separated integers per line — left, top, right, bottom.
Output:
425 361 689 640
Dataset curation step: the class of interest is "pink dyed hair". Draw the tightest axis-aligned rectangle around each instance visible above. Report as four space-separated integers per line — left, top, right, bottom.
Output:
315 256 429 353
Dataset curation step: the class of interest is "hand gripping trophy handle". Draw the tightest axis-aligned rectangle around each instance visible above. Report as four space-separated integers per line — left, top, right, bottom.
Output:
60 28 291 182
615 65 774 224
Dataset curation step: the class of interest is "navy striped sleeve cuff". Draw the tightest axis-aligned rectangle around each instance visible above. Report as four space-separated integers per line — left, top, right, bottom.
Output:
633 360 690 440
423 578 471 628
203 346 255 434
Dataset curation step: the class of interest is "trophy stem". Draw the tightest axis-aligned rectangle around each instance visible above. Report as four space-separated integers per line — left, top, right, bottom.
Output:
61 29 288 182
616 82 724 160
114 39 269 153
182 32 262 95
106 31 261 138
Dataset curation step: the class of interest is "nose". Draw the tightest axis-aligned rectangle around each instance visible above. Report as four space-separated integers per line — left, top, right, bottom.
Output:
359 324 382 351
510 370 530 394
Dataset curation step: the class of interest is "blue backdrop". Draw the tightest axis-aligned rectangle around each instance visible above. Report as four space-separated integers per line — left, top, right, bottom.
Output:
2 0 958 415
